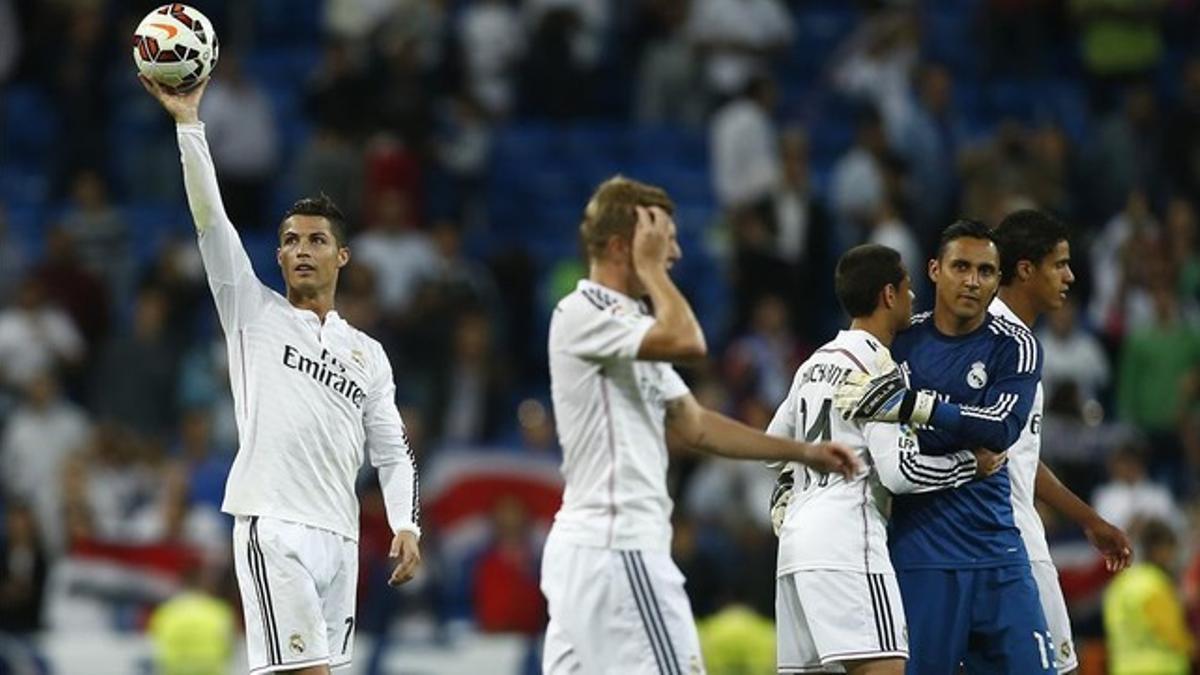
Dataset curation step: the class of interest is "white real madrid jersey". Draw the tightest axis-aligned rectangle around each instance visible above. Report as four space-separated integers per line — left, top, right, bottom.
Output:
178 123 418 542
547 280 690 551
769 330 978 575
989 297 1051 562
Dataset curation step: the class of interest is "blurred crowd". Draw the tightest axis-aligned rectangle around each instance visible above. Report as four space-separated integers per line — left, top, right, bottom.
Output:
2 0 1200 672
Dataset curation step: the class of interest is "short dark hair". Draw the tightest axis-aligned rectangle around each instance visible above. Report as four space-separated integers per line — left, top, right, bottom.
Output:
279 194 348 247
936 218 995 260
836 244 906 318
992 209 1070 286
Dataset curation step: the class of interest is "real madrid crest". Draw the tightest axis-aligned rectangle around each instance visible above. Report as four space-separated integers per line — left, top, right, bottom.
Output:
289 633 305 655
967 361 988 389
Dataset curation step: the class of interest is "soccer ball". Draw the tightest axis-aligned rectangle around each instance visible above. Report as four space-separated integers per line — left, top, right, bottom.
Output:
132 4 219 92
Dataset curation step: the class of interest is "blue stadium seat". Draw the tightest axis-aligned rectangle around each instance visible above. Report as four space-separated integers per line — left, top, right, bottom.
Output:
4 203 44 256
253 0 323 44
791 7 860 75
0 163 49 208
2 85 59 167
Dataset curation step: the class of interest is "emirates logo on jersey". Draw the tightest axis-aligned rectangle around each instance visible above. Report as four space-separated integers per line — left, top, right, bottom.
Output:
282 344 367 408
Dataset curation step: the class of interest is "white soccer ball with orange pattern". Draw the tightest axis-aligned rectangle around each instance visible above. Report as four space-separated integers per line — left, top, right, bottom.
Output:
132 3 219 92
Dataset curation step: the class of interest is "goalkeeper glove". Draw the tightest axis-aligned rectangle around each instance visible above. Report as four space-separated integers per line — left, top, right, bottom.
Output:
834 367 938 426
769 467 795 536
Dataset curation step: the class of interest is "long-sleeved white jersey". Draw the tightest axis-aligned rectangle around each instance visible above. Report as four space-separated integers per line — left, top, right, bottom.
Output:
177 123 418 542
989 297 1050 562
768 329 979 575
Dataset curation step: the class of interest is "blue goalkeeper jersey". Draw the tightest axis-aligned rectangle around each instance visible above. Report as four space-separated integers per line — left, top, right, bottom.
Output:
888 311 1042 570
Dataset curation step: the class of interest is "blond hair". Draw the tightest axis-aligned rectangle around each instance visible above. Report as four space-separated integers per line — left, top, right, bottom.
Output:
579 176 674 261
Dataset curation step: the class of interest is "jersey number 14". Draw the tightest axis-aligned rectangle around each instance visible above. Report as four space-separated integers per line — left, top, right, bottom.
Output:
800 398 833 489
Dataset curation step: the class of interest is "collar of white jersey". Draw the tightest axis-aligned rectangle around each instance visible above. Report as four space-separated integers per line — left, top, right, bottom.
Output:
289 304 344 326
577 279 643 311
987 296 1022 326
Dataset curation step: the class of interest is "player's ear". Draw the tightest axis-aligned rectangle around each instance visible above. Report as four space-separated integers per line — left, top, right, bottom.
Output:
275 247 283 268
337 246 350 268
927 257 939 284
1016 259 1033 282
881 283 897 310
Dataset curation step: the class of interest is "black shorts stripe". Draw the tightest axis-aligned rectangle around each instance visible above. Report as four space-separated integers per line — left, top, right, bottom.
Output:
867 574 888 652
632 552 682 675
245 525 275 664
248 517 281 664
876 574 898 652
621 552 669 674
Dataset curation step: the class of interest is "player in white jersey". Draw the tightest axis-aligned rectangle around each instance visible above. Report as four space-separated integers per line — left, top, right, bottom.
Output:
543 177 860 675
142 78 421 675
987 210 1131 673
769 244 1006 675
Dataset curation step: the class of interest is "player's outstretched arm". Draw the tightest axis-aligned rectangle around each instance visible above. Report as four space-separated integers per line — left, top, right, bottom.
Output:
632 206 707 363
1035 461 1132 572
868 422 1000 494
664 394 860 478
142 76 269 329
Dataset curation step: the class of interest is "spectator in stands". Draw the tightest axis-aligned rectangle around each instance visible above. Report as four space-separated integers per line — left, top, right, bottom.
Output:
64 425 188 545
351 188 439 317
830 8 919 123
1104 518 1194 675
710 74 781 214
147 562 235 675
866 197 923 299
1072 0 1165 110
60 169 133 306
32 225 110 352
433 94 494 228
634 0 705 128
459 0 525 118
829 105 887 252
1 371 89 556
723 295 800 408
48 3 109 190
304 40 371 140
889 63 965 245
1165 59 1200 206
1093 445 1184 533
1089 189 1162 337
89 286 179 441
199 52 280 230
1085 84 1162 220
1039 297 1112 406
518 4 595 119
685 0 793 100
0 501 48 634
0 204 25 304
429 309 507 444
1165 197 1200 304
983 0 1053 77
472 495 546 633
771 128 831 340
0 277 85 391
1117 258 1200 443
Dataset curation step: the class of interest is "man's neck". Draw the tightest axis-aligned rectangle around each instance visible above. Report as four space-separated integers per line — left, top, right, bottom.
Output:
589 261 632 297
932 303 987 336
849 315 895 347
997 287 1038 328
287 288 336 322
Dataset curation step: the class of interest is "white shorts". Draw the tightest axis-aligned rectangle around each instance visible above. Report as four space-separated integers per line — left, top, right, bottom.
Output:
540 537 704 675
777 570 908 673
233 516 359 674
1030 560 1077 673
